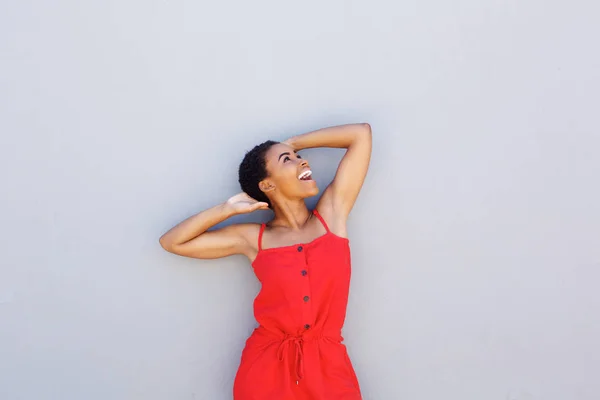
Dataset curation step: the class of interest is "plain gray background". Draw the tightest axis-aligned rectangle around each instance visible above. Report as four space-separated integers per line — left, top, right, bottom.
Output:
1 0 599 399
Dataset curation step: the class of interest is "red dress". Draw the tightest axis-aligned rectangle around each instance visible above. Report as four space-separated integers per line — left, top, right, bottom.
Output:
233 209 362 400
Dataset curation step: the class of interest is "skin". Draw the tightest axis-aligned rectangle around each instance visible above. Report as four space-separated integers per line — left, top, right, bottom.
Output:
159 123 372 263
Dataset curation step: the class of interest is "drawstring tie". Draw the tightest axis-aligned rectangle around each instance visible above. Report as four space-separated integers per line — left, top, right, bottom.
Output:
277 335 305 384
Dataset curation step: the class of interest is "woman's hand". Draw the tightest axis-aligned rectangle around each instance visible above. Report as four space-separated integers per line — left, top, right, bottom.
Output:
282 137 297 150
225 192 270 215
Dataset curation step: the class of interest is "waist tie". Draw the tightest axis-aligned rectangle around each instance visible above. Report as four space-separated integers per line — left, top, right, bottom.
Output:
277 335 305 384
273 331 344 385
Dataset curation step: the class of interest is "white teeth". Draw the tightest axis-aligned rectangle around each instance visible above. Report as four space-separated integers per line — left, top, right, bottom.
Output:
298 170 312 180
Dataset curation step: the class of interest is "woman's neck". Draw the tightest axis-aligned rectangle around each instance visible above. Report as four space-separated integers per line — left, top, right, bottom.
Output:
268 200 312 230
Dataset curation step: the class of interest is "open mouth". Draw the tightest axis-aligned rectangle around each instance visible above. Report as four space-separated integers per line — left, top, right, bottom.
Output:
298 169 313 181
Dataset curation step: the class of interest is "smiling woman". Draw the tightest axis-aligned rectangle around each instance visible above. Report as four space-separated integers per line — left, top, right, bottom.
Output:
298 169 313 180
159 123 372 400
251 141 322 212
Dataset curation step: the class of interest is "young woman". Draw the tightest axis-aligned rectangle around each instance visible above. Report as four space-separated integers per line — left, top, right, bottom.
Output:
159 123 372 399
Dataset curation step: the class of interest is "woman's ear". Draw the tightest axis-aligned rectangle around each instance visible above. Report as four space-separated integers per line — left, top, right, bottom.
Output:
259 179 275 193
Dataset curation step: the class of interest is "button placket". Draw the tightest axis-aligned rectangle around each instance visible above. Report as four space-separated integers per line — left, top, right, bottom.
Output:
299 244 312 332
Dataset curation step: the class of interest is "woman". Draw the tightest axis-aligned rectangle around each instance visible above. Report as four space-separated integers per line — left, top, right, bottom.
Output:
159 123 372 399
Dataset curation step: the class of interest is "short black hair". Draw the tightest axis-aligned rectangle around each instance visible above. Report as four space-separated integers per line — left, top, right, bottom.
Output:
238 140 279 207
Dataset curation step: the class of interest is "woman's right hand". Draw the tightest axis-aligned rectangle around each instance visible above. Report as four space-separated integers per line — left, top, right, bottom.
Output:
225 192 270 215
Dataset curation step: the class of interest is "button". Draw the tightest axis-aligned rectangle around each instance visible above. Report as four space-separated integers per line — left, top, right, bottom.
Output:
303 296 309 302
297 246 303 252
301 270 307 276
304 324 310 329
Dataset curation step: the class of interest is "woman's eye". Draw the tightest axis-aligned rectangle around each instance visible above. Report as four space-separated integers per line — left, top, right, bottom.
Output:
283 156 290 162
297 154 302 159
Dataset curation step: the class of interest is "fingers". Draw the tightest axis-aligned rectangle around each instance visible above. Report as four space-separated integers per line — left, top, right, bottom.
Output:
253 202 269 210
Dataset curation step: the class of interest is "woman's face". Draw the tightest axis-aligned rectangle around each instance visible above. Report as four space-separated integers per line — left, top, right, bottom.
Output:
260 143 319 202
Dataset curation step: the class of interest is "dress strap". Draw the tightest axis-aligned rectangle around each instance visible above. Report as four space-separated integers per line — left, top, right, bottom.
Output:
312 209 330 233
257 223 266 251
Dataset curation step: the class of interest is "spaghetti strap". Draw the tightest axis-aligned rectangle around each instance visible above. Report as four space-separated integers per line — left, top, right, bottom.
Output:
312 209 330 233
257 223 266 251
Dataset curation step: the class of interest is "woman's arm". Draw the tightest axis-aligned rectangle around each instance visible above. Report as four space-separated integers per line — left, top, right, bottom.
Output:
284 123 372 221
159 193 269 259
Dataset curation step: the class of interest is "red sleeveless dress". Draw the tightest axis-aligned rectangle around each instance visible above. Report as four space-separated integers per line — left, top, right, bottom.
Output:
233 209 362 400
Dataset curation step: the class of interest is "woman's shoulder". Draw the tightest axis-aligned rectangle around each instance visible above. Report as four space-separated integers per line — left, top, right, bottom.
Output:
313 205 348 238
229 222 262 242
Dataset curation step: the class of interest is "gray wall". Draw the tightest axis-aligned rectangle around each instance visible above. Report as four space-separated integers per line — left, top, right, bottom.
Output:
1 1 599 399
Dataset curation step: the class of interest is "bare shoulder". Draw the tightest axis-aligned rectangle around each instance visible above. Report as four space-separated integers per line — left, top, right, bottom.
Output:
231 222 263 262
232 222 262 249
314 196 348 238
218 222 262 255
